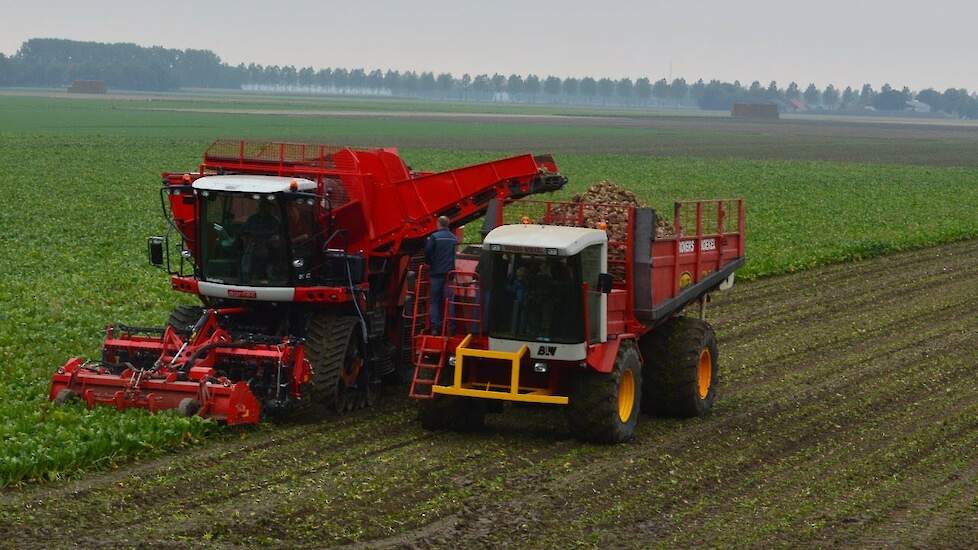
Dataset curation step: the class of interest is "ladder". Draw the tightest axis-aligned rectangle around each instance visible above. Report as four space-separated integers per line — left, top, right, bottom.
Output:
442 270 482 337
408 334 448 399
407 269 482 399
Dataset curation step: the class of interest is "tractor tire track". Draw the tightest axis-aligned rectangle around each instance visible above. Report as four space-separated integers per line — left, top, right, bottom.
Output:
384 300 978 548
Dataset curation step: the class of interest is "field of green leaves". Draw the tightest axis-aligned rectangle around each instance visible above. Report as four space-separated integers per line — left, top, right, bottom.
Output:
2 93 978 486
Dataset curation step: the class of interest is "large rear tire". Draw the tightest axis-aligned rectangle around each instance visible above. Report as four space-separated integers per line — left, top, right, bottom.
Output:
565 341 642 444
640 316 718 418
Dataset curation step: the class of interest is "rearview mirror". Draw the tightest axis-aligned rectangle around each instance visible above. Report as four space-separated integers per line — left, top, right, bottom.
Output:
597 273 614 294
147 236 164 267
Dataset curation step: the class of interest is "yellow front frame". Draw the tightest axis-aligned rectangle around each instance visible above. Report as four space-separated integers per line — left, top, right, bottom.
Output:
431 334 570 405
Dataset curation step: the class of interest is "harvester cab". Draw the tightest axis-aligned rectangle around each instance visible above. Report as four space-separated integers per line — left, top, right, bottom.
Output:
182 175 321 289
409 198 746 443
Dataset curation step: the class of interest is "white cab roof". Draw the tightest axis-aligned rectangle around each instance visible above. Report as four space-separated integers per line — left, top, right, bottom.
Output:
483 224 607 256
192 175 316 193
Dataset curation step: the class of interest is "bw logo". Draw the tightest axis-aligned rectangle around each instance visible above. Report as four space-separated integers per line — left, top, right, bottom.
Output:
537 345 557 357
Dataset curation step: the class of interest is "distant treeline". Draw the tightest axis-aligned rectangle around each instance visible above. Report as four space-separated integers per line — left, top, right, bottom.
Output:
2 38 977 117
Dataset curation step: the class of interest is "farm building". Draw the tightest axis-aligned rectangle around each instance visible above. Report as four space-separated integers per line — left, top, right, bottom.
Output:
732 103 780 119
906 99 932 113
67 80 107 94
784 99 808 112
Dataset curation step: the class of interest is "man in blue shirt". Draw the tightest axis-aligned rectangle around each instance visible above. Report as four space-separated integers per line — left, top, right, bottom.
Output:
424 216 457 334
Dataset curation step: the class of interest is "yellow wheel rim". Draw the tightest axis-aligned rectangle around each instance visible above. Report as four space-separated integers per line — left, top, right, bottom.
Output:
618 369 636 422
697 348 713 400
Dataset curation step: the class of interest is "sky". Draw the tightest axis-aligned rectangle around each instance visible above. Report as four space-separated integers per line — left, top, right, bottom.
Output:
2 0 976 91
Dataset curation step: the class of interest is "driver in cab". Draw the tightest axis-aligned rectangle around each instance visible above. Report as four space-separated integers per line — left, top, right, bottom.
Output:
240 200 285 283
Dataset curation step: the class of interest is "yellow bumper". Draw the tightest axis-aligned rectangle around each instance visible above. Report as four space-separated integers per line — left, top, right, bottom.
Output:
431 334 570 405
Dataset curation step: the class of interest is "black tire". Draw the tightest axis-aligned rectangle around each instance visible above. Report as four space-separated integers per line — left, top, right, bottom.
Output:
640 316 718 418
300 314 368 414
178 397 201 417
565 341 642 444
419 397 487 432
167 305 204 336
53 389 79 406
417 365 486 432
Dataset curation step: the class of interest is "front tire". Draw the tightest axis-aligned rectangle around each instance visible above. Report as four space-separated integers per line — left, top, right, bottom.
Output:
418 397 486 432
565 341 642 444
417 365 486 432
641 316 719 418
167 305 204 336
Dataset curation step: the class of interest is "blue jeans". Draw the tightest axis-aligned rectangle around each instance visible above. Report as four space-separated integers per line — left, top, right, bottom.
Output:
480 289 490 334
429 275 455 334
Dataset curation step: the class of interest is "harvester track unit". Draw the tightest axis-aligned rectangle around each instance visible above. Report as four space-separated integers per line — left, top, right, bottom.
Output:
50 140 567 422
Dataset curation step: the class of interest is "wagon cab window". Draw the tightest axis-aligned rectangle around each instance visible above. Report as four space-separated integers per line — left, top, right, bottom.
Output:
487 251 584 344
579 243 602 344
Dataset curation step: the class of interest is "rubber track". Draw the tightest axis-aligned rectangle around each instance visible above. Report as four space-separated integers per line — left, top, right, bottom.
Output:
303 314 358 411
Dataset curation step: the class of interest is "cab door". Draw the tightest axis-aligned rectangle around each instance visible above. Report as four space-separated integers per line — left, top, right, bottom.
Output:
579 243 607 343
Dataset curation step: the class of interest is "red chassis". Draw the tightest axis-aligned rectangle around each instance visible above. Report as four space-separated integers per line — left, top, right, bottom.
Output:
49 308 311 425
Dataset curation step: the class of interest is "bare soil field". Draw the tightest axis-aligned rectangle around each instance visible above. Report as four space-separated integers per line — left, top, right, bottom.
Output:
6 91 978 166
134 103 978 136
2 240 977 548
136 105 585 120
131 106 978 166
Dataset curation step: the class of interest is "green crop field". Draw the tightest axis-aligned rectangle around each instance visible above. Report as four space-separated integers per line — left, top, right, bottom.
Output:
2 92 978 489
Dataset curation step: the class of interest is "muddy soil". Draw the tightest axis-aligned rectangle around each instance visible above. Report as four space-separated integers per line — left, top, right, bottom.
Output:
2 241 978 548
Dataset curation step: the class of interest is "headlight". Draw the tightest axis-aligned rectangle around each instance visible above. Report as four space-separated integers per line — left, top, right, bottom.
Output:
489 244 502 251
546 248 558 256
533 362 548 373
292 258 305 268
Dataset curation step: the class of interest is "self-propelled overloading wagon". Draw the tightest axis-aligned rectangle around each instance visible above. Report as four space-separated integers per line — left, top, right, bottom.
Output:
49 140 567 422
408 198 745 442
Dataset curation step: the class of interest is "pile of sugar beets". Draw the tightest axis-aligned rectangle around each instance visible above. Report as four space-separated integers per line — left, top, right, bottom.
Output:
547 181 676 240
543 181 676 281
